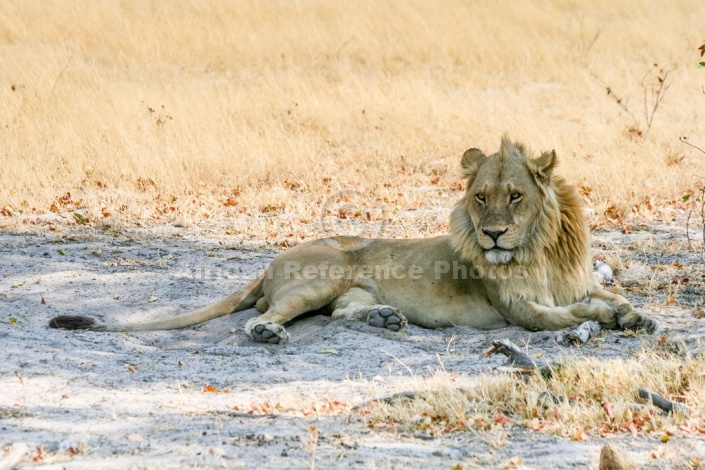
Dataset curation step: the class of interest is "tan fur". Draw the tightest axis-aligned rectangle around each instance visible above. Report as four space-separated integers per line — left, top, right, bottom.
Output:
450 138 594 308
49 138 657 342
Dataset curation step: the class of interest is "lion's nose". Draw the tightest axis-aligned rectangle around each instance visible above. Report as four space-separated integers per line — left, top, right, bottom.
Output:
482 228 507 242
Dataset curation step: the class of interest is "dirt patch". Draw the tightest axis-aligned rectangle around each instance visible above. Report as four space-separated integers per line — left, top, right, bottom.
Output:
1 226 704 468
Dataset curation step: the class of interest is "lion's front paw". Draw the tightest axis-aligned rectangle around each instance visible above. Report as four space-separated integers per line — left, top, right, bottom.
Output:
615 306 658 334
246 321 290 344
367 306 407 332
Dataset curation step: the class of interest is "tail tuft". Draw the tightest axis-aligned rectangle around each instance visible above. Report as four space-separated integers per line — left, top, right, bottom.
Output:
49 315 98 330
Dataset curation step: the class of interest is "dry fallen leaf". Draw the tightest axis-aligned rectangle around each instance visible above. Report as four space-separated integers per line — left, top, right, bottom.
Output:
625 422 638 438
506 456 524 468
572 426 586 441
650 446 668 459
32 445 44 463
203 385 230 394
494 413 510 426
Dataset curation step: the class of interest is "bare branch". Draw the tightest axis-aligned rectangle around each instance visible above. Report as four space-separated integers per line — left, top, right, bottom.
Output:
482 339 553 377
351 391 417 410
638 388 685 414
556 321 601 345
685 203 705 263
680 136 705 156
641 66 676 133
590 72 637 123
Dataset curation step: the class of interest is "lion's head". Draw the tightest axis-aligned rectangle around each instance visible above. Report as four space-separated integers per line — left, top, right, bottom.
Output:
450 137 589 280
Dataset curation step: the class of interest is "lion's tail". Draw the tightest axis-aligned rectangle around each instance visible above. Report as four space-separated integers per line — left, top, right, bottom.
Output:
48 273 265 332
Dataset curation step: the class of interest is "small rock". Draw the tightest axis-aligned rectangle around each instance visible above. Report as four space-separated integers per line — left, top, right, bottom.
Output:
599 444 636 470
43 441 60 453
59 439 80 452
595 261 613 281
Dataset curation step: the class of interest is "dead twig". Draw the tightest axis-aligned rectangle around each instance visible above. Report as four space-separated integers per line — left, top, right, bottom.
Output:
680 137 705 262
637 388 685 414
680 136 705 156
303 426 318 470
590 72 637 123
683 174 705 263
351 391 417 410
482 339 553 377
203 411 279 419
335 36 355 60
590 64 676 134
640 65 675 133
556 321 601 346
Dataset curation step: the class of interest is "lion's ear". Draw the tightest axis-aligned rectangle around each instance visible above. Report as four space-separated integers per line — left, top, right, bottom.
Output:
532 150 557 182
461 148 486 179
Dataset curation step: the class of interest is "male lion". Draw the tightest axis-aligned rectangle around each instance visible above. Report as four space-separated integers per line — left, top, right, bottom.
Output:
50 138 657 343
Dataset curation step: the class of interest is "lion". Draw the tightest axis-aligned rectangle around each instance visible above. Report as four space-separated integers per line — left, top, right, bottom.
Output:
49 137 657 343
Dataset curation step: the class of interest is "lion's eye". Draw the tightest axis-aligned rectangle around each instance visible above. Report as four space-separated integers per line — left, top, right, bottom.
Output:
510 192 522 202
475 194 486 204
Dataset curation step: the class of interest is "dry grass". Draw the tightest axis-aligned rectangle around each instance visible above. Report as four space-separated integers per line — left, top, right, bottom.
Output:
357 347 705 440
1 1 705 241
217 342 705 442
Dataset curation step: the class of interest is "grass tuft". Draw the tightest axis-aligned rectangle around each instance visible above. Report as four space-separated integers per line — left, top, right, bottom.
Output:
358 348 705 439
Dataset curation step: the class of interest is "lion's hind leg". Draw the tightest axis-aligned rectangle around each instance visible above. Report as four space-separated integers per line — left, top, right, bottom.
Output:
245 280 344 344
248 321 289 344
330 288 408 332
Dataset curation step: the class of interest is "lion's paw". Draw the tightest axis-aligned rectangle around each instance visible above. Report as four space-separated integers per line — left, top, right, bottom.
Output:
367 306 407 332
615 306 658 334
247 321 290 344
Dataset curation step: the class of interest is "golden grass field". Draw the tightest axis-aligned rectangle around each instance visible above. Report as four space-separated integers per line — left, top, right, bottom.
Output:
1 0 705 242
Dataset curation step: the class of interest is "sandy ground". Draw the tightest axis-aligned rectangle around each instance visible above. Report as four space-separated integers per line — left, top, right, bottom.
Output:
1 225 704 469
